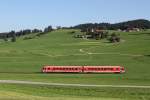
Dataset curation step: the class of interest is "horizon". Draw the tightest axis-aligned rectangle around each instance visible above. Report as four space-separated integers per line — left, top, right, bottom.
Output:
0 0 150 32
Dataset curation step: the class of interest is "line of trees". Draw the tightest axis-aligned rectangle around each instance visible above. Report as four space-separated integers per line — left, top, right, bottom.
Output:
73 19 150 30
0 25 53 42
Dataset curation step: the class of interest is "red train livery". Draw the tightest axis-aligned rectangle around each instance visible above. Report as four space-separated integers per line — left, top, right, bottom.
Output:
42 66 125 73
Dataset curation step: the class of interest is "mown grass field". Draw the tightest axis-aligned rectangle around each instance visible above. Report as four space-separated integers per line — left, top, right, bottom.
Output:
0 84 150 100
0 29 150 100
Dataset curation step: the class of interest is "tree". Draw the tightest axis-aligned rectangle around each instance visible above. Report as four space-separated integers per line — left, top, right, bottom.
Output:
3 34 8 42
56 26 61 30
44 26 53 33
109 33 120 43
10 31 16 42
32 29 42 33
22 29 31 35
72 19 150 30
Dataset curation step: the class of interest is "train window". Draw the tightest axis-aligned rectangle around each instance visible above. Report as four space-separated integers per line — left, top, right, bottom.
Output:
107 68 110 70
74 68 77 70
110 68 113 70
116 68 119 70
69 68 72 70
88 68 91 70
48 68 50 70
55 68 57 70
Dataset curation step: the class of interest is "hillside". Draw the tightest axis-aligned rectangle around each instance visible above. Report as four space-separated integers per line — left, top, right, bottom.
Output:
0 29 150 100
73 19 150 30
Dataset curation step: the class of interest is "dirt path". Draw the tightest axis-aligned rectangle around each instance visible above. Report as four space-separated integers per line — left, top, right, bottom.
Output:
0 80 150 88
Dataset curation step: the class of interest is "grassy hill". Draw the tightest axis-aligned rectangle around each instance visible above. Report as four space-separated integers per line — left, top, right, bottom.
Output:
0 29 150 100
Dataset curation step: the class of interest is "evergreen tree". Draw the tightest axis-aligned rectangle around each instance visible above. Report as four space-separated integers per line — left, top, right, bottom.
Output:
10 31 16 42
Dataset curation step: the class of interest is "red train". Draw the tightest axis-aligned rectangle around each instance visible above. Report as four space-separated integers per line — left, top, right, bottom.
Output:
42 66 125 73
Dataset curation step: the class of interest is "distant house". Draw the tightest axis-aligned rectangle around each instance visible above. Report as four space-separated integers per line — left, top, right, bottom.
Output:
133 28 140 32
125 28 140 32
85 28 108 39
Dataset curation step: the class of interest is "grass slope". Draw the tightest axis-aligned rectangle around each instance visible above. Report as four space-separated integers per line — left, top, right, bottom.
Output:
0 29 150 99
0 84 149 100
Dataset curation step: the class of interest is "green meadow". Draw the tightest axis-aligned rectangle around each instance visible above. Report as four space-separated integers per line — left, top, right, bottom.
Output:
0 29 150 100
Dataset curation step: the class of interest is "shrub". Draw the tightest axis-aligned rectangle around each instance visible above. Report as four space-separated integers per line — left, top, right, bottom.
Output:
109 33 120 43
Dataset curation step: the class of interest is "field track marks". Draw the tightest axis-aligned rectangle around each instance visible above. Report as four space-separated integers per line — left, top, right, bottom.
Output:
79 49 143 57
0 80 150 88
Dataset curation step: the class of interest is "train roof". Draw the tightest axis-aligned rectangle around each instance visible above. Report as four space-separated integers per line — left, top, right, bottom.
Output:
43 66 82 68
43 66 123 68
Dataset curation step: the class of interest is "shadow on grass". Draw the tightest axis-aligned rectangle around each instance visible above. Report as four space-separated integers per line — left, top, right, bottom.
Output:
103 41 112 43
129 32 150 36
144 55 150 57
0 72 121 75
0 72 41 74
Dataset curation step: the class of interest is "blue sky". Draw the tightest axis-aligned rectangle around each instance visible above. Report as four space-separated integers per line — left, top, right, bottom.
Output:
0 0 150 32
